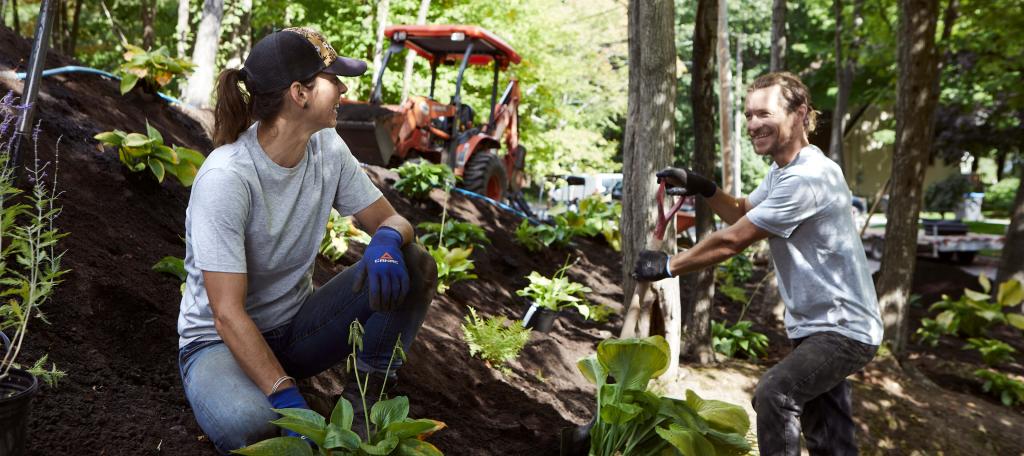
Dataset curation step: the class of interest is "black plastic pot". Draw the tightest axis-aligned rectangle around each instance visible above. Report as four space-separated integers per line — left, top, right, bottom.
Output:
521 302 559 333
0 367 39 456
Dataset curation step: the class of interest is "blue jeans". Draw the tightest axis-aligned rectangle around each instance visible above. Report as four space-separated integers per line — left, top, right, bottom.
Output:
178 243 436 454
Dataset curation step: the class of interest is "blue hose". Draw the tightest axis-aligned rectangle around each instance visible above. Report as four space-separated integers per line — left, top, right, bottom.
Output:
14 65 185 105
451 187 538 222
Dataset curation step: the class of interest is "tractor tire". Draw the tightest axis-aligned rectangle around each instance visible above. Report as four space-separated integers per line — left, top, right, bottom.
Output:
463 150 508 201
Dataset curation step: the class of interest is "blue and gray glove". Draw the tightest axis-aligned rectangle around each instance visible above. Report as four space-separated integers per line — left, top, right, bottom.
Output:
354 226 410 311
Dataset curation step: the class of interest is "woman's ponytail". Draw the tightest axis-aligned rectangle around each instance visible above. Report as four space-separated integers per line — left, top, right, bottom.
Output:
212 68 251 147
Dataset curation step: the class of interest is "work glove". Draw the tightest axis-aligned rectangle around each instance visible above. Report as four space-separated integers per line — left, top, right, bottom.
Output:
268 386 314 442
656 167 717 198
353 226 410 311
632 250 673 281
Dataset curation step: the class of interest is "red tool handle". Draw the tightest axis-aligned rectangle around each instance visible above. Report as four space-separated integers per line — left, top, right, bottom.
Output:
653 181 686 241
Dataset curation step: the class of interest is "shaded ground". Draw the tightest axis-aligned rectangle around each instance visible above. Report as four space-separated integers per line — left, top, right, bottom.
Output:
1 24 1022 455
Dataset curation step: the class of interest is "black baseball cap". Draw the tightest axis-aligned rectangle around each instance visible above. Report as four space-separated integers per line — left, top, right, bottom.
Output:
240 27 367 94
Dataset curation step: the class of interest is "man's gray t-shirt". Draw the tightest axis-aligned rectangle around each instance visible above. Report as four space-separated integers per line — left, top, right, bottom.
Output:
177 124 382 348
746 145 882 346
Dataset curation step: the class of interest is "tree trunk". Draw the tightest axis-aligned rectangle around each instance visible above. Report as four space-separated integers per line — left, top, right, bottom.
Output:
371 0 391 84
995 149 1007 181
52 0 63 54
732 32 743 196
141 0 156 50
770 0 786 72
1 0 6 28
176 0 190 58
68 0 82 56
828 0 853 166
182 0 225 108
682 0 717 365
12 0 19 36
876 0 941 355
717 0 734 197
996 164 1024 290
622 0 680 376
401 0 430 102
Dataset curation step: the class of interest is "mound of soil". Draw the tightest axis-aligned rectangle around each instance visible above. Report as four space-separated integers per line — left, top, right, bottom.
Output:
0 25 618 455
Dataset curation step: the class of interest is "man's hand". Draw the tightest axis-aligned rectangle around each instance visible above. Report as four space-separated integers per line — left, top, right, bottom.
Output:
354 226 410 311
268 386 313 442
656 167 717 198
632 250 672 281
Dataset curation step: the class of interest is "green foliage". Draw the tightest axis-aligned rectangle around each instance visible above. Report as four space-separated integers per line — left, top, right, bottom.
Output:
715 252 753 304
321 210 371 263
394 162 456 200
514 219 573 252
578 336 752 455
515 260 597 320
914 318 945 347
152 255 186 294
963 338 1017 366
427 246 476 295
984 177 1020 216
551 194 622 251
115 44 195 95
924 174 973 217
711 320 769 361
235 321 444 455
94 122 205 186
974 369 1024 407
927 275 1024 337
417 220 489 251
460 307 531 375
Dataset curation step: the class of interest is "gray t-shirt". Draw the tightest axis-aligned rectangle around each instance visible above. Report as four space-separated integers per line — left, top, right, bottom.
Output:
746 145 882 346
177 124 382 348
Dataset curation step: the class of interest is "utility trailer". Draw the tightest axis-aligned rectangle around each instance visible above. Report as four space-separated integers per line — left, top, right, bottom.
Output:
862 219 1005 265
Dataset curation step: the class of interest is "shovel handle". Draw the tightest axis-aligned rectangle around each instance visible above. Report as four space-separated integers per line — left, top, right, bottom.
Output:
653 182 686 241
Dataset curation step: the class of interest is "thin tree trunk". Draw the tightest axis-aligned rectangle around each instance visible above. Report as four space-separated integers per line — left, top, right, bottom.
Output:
52 0 63 54
996 164 1024 290
770 0 786 72
371 0 391 84
68 0 82 56
733 32 743 196
717 0 734 197
683 0 717 365
402 0 431 102
12 0 19 35
176 0 190 58
995 149 1007 181
141 0 155 50
182 0 225 108
1 0 6 28
622 0 680 376
876 0 941 355
829 0 849 165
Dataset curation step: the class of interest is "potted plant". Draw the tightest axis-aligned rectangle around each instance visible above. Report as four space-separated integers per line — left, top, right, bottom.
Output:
0 93 67 456
515 258 593 333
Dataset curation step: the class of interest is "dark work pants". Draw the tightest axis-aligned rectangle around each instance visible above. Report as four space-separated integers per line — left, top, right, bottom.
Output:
752 331 878 456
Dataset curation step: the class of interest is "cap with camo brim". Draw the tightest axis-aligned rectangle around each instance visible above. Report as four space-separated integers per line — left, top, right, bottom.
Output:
240 27 367 94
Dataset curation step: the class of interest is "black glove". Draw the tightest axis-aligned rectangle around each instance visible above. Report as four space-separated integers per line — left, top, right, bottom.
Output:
656 167 717 198
632 250 672 281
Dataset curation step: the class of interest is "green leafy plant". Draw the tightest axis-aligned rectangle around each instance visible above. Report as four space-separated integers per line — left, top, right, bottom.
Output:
715 252 753 304
973 369 1024 407
152 255 186 294
393 162 456 200
550 194 622 251
963 338 1017 366
460 306 531 375
711 320 769 360
983 177 1020 216
578 336 753 455
924 173 972 219
417 220 489 251
321 210 371 262
913 318 945 347
115 44 195 95
234 321 445 455
427 246 477 294
0 96 69 388
514 219 574 252
515 259 596 319
94 122 205 186
927 275 1024 337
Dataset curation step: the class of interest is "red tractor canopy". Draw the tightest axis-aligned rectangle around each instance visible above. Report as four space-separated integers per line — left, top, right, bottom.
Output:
384 25 522 69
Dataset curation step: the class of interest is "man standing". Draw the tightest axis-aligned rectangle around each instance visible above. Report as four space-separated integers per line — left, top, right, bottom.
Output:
633 72 882 456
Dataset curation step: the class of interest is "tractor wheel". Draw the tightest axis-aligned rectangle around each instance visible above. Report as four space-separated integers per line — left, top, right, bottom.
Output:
463 150 508 200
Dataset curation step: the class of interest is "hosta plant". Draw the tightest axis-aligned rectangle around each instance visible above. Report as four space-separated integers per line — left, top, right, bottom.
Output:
116 44 195 95
152 255 187 294
549 194 622 251
427 245 476 294
234 321 445 455
321 210 370 262
393 162 455 200
94 122 205 186
514 219 573 252
712 320 769 361
914 318 945 347
460 306 531 375
417 220 489 251
974 369 1024 407
515 260 595 319
927 275 1024 337
963 338 1017 366
579 336 753 455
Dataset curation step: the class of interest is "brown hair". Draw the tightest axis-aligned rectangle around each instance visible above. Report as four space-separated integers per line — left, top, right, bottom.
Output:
748 71 819 134
212 69 318 147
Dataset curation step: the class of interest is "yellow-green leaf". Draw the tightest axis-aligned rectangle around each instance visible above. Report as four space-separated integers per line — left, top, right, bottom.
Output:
997 279 1023 307
119 73 140 95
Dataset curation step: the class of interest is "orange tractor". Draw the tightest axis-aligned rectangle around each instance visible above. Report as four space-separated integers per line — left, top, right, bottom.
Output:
336 25 529 210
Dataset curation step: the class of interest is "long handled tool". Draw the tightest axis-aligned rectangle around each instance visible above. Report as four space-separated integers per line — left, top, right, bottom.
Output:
620 181 686 338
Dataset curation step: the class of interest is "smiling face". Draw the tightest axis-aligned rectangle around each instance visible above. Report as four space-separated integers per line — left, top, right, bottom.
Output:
304 73 348 130
744 84 807 161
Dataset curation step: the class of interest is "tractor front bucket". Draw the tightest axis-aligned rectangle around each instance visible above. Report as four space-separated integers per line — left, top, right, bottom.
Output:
336 104 398 166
